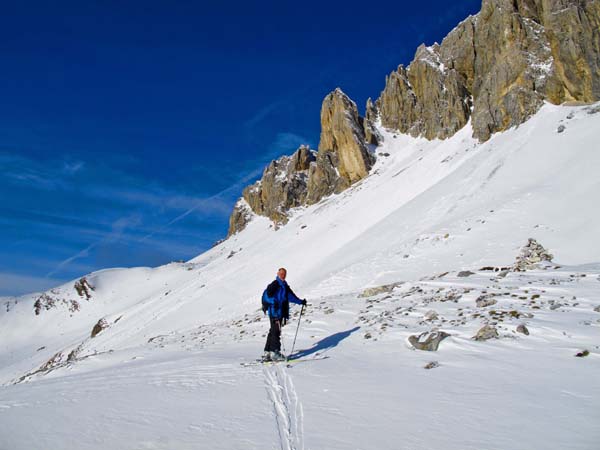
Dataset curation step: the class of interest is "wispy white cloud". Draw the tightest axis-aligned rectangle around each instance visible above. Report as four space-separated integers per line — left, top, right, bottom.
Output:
1 152 85 191
0 272 66 297
1 152 232 219
138 166 264 243
46 213 143 278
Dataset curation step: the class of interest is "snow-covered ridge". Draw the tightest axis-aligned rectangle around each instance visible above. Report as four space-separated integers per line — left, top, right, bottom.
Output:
1 102 599 449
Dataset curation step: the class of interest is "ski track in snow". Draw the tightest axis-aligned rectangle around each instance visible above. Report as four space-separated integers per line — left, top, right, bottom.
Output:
264 365 304 450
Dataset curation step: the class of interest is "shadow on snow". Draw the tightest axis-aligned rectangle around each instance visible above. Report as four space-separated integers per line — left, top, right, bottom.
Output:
289 326 360 359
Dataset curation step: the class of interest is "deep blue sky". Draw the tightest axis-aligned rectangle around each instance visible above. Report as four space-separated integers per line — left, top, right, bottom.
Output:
0 0 481 296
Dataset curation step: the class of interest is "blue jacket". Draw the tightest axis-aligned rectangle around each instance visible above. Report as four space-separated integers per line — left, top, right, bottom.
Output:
262 277 303 319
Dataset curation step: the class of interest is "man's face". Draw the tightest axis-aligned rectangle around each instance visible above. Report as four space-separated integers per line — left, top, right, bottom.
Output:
278 269 287 280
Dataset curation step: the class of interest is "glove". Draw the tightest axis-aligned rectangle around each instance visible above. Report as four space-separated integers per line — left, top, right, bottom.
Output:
301 299 307 306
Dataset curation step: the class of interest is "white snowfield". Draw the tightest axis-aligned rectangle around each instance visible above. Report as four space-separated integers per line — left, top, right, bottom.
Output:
1 102 599 450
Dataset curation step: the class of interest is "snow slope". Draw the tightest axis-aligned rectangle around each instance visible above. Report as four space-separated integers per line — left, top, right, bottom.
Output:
1 102 599 449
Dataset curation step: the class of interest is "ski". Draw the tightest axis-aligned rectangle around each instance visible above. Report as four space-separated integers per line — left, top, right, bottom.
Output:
240 355 329 367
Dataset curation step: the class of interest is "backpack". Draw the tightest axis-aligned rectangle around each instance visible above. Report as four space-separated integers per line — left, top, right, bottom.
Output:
261 284 289 323
261 289 270 314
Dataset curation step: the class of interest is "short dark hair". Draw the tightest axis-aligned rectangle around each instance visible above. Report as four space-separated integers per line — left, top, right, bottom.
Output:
278 267 287 273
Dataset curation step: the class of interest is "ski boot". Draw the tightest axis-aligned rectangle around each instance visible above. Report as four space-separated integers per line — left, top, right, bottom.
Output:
271 351 286 362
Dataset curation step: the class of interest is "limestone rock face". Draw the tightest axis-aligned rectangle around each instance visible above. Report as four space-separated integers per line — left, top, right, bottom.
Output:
364 97 382 145
470 0 553 140
542 0 600 103
227 146 316 237
306 88 374 204
227 199 253 237
378 0 600 141
439 16 477 91
305 150 347 204
225 0 599 238
227 88 376 236
379 45 472 139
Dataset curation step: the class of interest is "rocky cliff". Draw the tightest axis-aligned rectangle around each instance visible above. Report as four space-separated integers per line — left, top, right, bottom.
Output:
227 0 599 236
227 145 316 236
379 0 600 141
228 89 375 235
306 88 375 205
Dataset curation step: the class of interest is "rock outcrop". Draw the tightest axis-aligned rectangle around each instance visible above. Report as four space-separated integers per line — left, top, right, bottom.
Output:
74 277 94 299
378 0 600 141
306 88 374 204
364 97 382 145
227 146 315 236
379 43 472 139
228 89 375 235
227 199 254 236
226 0 599 237
91 318 109 338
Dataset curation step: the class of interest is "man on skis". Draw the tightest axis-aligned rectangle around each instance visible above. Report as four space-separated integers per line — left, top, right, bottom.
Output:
262 267 307 361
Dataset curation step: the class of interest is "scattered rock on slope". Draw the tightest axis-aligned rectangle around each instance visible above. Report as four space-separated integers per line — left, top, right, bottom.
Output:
359 282 403 298
424 361 440 369
457 270 475 277
476 294 497 308
408 330 450 351
473 324 499 341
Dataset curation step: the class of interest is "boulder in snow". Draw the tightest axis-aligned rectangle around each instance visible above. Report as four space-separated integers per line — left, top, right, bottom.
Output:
473 325 499 341
408 330 450 351
424 361 440 369
91 318 109 338
476 294 497 308
457 271 475 277
424 310 439 321
359 282 402 298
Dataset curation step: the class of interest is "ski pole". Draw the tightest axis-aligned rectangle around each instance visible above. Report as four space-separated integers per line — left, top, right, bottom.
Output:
288 304 305 361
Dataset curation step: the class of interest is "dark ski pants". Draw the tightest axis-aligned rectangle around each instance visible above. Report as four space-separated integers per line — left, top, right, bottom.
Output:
264 317 282 352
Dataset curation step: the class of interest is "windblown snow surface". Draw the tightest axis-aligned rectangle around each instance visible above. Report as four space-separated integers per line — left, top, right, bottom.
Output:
1 103 599 450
